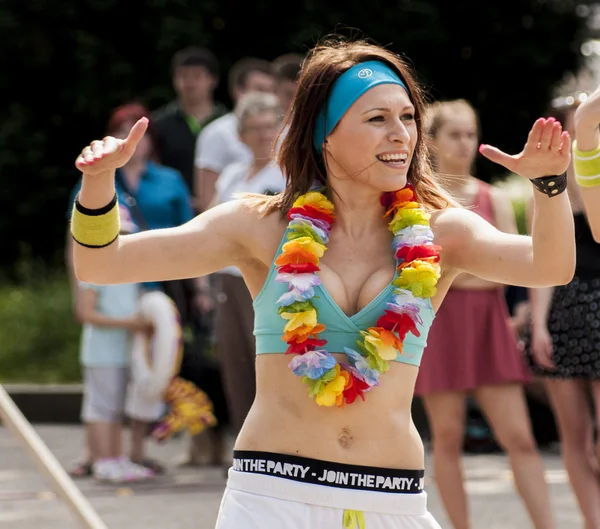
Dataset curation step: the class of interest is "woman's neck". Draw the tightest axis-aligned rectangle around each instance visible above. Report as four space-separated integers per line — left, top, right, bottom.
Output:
328 185 388 239
180 99 214 123
247 157 270 179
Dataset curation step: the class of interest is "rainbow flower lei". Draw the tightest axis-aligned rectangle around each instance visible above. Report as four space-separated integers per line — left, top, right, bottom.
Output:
275 185 441 407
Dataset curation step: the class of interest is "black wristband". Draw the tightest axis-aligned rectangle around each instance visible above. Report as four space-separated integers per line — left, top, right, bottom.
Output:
530 173 567 197
74 192 118 215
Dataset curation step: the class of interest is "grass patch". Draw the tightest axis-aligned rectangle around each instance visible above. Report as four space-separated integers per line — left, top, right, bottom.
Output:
0 272 81 383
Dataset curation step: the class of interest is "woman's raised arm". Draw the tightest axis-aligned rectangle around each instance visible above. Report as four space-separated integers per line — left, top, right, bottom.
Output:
71 118 254 285
438 118 575 288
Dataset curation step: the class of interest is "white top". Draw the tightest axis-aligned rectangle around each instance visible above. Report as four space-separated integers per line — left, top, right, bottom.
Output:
194 113 252 174
79 282 139 367
215 161 287 277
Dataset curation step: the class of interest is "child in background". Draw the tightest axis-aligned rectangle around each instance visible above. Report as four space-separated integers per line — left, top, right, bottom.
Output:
76 205 155 483
125 289 218 445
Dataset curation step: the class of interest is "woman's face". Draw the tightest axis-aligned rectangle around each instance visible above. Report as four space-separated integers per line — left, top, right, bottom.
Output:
323 83 417 192
430 110 478 173
239 110 281 162
112 119 152 162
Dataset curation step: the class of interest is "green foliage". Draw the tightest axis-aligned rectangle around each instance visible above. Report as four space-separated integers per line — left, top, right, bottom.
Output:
0 0 589 275
512 199 529 236
0 272 81 383
492 173 532 235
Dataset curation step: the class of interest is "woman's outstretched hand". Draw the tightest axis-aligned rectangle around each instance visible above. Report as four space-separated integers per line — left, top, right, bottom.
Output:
74 117 149 176
478 117 571 180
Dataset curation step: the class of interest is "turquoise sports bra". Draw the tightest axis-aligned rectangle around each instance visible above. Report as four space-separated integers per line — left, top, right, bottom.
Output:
253 228 436 367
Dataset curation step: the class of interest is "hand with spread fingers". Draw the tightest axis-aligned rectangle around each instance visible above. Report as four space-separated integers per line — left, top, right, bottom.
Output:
479 117 571 180
74 118 149 176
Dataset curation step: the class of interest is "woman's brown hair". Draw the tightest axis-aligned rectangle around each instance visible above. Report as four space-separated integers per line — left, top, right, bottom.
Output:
251 36 457 215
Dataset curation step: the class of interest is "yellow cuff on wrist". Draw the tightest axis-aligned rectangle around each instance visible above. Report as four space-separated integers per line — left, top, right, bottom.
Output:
70 193 120 248
573 140 600 188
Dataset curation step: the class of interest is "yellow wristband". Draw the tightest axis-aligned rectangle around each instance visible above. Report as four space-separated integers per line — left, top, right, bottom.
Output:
573 140 600 188
70 193 120 248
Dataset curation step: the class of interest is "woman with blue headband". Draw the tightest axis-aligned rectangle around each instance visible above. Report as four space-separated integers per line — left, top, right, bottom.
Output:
70 37 574 528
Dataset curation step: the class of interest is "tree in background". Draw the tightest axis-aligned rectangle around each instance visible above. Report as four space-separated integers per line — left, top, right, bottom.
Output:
0 0 590 277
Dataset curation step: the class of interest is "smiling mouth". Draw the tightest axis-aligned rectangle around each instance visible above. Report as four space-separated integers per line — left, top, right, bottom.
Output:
376 153 408 166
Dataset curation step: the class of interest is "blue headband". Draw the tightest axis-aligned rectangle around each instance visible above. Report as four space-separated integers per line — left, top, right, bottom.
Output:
313 60 408 153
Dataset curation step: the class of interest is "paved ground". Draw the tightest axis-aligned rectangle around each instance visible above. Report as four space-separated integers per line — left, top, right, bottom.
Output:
0 425 582 528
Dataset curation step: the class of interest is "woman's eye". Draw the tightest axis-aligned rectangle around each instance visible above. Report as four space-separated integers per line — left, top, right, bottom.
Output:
369 115 384 122
402 113 415 122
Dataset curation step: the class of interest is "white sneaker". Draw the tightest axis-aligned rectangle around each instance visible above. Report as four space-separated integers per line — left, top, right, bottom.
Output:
92 458 129 483
117 457 154 481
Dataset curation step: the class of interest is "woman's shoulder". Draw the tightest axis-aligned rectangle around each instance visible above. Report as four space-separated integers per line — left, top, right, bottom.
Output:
429 205 486 250
205 197 288 268
207 196 287 239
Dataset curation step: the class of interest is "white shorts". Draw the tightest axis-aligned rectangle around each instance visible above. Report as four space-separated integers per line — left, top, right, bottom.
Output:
81 366 128 422
216 451 441 529
125 377 166 422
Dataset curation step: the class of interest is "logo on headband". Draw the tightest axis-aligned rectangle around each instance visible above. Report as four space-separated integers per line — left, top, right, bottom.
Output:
357 68 373 78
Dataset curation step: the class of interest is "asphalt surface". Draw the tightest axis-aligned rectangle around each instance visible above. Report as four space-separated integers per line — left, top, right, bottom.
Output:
0 425 582 528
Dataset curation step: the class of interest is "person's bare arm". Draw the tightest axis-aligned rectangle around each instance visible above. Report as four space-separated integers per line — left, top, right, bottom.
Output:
71 119 256 286
75 197 255 286
574 183 600 243
77 287 149 331
529 287 553 331
524 192 554 335
439 117 575 287
65 227 81 313
573 85 600 241
437 198 573 288
523 189 555 368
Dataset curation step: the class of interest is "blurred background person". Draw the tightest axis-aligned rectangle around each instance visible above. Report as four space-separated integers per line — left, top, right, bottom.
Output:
210 91 286 443
194 57 275 212
67 102 214 475
271 53 303 117
75 205 154 483
271 53 303 154
183 58 275 467
415 99 555 529
524 78 600 529
152 46 228 196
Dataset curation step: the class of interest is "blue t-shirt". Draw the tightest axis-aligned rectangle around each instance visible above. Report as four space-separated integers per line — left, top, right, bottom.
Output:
79 282 139 367
68 160 194 289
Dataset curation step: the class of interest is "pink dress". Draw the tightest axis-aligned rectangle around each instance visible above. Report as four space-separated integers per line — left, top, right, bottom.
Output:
414 182 531 395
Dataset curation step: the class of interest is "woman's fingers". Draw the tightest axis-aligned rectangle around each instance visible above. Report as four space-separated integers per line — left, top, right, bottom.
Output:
549 121 563 151
537 118 556 149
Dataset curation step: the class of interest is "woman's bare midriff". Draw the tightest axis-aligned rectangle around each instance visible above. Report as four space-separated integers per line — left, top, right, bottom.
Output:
233 354 425 470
